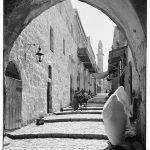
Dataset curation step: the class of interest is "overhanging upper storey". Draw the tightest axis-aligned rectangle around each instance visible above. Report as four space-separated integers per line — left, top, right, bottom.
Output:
77 47 97 73
108 45 127 64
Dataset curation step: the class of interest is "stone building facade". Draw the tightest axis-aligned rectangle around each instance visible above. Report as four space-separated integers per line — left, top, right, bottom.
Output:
74 10 97 94
109 26 139 95
4 0 97 129
108 26 141 135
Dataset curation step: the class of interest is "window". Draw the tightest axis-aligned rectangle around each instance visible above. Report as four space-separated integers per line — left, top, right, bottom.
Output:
71 24 73 37
63 38 65 55
77 72 80 89
50 26 54 52
48 65 52 79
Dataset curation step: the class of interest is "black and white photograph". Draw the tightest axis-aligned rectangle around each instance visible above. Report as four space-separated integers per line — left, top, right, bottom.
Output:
2 0 147 149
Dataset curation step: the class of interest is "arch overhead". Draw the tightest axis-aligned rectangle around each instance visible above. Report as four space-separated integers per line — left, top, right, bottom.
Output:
4 0 146 73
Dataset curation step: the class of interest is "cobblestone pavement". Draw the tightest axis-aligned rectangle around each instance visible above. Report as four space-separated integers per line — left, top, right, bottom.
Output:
87 103 104 107
3 137 108 150
3 103 108 150
7 121 106 135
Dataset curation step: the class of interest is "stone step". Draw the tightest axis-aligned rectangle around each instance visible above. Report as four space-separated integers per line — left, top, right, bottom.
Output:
44 114 103 122
88 101 106 104
87 103 105 107
3 137 109 150
88 97 107 103
62 106 103 111
6 122 107 140
44 118 103 123
53 110 102 115
6 132 108 140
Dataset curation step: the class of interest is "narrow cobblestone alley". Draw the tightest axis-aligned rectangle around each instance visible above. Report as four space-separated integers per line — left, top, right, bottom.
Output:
3 0 147 149
3 101 109 150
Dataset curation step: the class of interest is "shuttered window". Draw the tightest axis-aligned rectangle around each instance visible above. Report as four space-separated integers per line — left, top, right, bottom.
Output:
50 26 54 52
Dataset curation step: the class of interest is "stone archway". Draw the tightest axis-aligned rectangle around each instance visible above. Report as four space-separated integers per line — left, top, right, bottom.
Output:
4 61 22 130
3 0 146 144
4 0 146 75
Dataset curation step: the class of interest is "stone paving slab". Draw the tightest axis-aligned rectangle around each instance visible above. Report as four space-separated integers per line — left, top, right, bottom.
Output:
44 114 103 122
4 103 108 149
3 137 108 150
87 103 104 107
6 122 106 136
44 114 103 120
88 97 106 103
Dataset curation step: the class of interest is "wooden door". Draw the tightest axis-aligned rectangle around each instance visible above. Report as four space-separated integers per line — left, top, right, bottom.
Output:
47 82 52 113
4 77 22 130
70 75 73 104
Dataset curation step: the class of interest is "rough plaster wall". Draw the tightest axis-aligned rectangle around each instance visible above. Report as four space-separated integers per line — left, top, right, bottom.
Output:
138 40 146 143
140 68 146 143
127 47 140 92
8 4 78 124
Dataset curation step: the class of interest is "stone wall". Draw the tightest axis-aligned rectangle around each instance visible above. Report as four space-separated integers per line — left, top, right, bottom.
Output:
6 0 96 125
112 26 146 144
8 2 78 124
127 47 140 92
112 26 140 93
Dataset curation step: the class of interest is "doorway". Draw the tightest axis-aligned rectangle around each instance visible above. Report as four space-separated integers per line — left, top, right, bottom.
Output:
4 61 22 130
70 75 74 105
47 65 52 113
47 82 52 113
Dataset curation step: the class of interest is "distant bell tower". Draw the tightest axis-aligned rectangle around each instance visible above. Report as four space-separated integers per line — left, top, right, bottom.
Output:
97 40 103 73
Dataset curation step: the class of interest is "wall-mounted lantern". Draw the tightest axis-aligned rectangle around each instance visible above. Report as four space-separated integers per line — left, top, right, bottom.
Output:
25 43 44 63
35 46 44 62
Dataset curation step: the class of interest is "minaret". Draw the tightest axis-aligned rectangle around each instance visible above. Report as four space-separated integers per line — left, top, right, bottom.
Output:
97 40 103 73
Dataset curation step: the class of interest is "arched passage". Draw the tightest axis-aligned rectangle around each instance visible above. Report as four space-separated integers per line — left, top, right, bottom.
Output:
4 0 146 74
4 61 22 130
3 0 146 144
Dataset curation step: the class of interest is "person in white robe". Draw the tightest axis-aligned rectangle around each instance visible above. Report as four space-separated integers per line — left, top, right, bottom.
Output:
103 86 132 145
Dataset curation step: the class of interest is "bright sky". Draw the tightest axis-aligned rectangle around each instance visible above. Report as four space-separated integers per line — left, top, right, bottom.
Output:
70 0 116 71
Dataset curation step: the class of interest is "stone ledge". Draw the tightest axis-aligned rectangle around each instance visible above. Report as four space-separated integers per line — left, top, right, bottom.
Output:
62 106 103 111
6 133 108 140
44 118 103 123
53 111 102 115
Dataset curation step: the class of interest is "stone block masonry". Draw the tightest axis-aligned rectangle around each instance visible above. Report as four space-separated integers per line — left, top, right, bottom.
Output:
8 2 78 125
